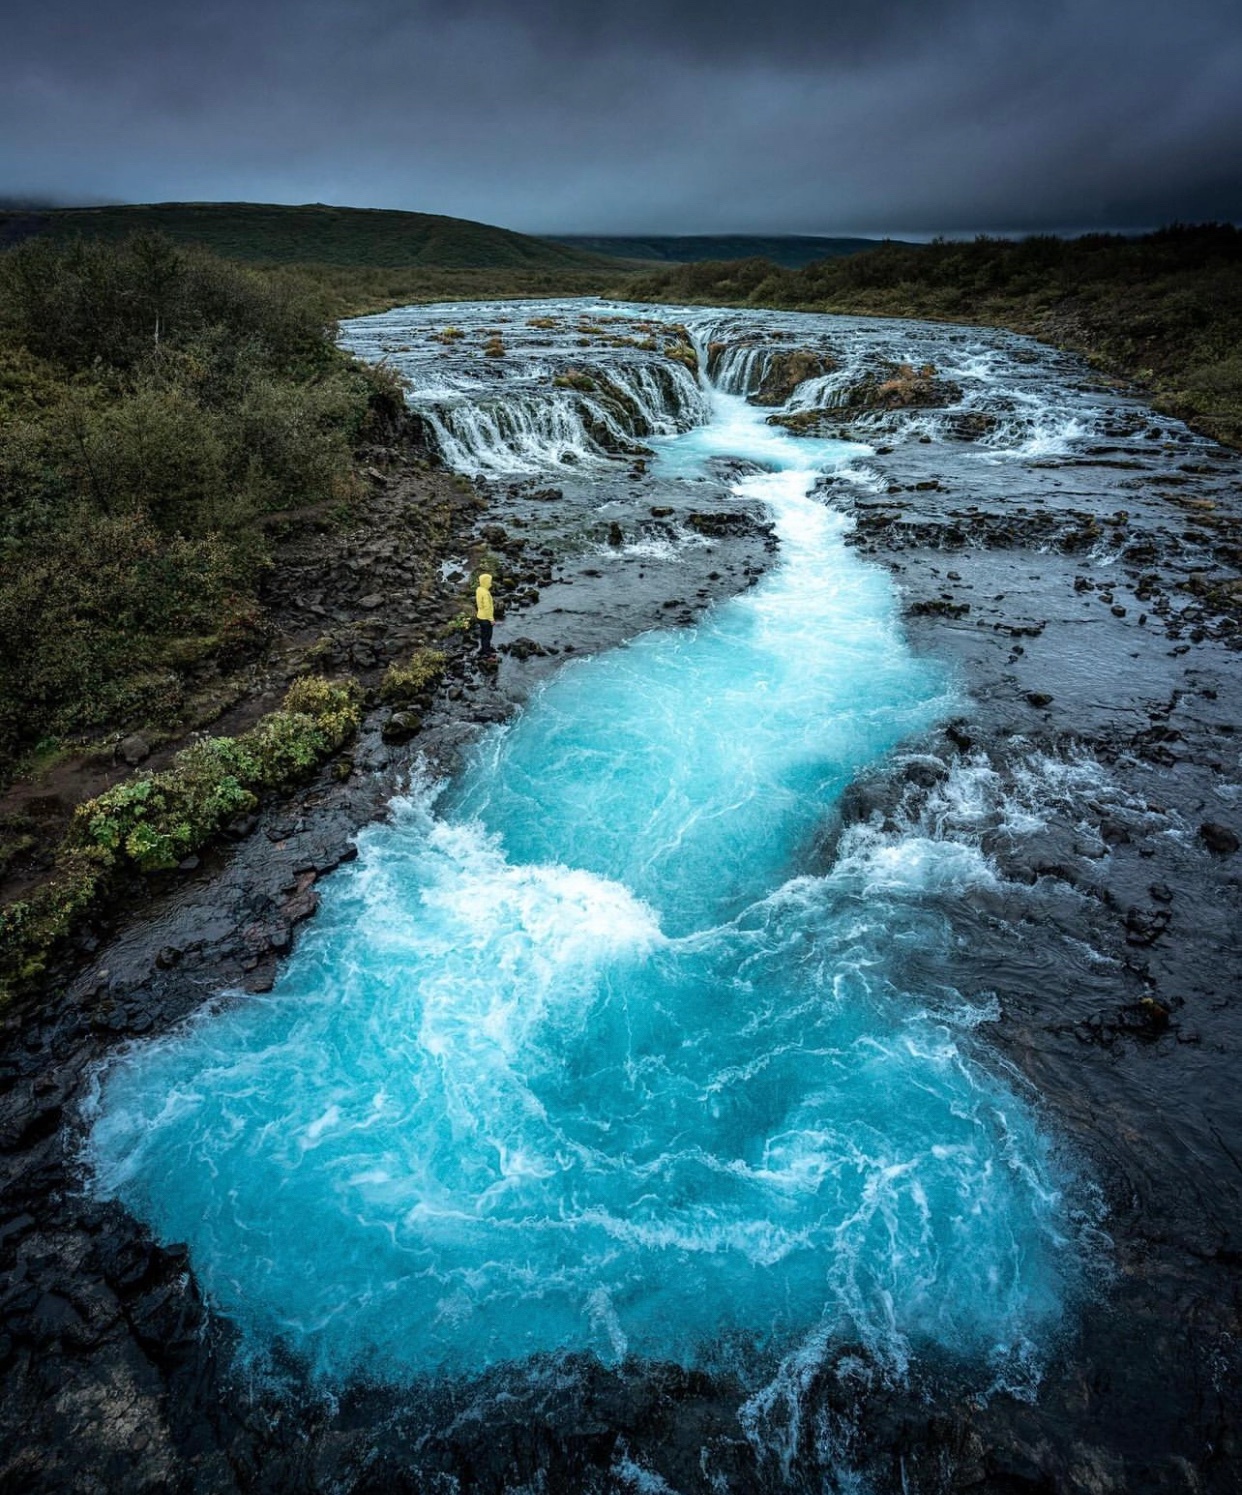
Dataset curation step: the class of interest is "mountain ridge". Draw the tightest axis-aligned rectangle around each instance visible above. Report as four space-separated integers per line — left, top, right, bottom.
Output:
0 201 618 271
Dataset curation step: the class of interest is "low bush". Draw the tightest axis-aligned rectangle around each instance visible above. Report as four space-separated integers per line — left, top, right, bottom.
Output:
379 647 447 704
0 676 361 998
0 847 112 991
0 234 393 778
76 676 361 872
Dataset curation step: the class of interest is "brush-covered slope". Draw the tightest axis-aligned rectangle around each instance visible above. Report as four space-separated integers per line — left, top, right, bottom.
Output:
552 235 889 268
0 202 615 271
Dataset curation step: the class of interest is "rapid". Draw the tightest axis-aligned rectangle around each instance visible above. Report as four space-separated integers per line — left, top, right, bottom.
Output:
84 303 1092 1417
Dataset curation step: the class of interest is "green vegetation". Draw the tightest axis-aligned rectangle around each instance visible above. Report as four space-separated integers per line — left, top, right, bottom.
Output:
663 341 699 374
0 677 360 998
379 647 447 704
551 234 889 268
0 202 616 271
0 206 621 995
0 231 397 779
553 370 598 392
286 266 627 320
619 226 1242 448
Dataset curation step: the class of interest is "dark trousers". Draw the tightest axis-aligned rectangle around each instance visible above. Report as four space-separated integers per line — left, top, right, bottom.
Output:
477 619 494 654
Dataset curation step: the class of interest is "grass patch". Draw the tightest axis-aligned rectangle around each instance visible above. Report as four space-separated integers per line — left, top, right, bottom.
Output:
0 676 360 999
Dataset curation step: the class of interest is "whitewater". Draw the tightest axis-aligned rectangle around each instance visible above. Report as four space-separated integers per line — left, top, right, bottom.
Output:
85 309 1084 1400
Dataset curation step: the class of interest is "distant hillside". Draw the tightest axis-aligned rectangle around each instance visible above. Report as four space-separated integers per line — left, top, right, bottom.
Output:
0 202 614 272
552 235 891 268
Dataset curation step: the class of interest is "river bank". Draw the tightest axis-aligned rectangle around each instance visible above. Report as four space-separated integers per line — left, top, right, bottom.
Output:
2 300 1240 1493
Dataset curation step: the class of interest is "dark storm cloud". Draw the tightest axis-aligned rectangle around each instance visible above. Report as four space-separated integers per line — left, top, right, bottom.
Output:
2 0 1239 233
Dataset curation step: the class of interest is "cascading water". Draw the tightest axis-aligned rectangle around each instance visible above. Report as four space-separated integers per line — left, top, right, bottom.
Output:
86 302 1089 1404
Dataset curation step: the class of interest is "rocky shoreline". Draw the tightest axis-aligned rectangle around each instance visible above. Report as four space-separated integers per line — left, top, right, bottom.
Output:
3 333 1242 1491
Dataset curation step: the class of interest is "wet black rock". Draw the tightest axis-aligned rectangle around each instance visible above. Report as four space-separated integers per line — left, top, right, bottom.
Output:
1125 906 1172 946
1199 821 1240 855
501 638 550 660
381 710 423 745
945 721 974 753
685 510 766 538
910 598 970 619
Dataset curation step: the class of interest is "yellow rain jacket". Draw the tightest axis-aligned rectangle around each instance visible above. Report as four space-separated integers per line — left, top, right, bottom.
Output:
475 574 495 623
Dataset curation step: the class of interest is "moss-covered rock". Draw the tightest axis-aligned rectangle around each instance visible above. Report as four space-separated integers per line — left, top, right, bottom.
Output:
768 361 963 435
838 362 963 413
553 369 597 392
751 349 836 406
663 341 699 375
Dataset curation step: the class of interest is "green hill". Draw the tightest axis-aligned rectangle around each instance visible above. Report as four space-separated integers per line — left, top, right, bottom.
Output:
551 235 891 268
0 201 615 271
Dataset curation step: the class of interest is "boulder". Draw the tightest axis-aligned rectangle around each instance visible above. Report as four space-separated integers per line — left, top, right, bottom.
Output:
381 710 423 745
118 734 151 767
1199 821 1239 855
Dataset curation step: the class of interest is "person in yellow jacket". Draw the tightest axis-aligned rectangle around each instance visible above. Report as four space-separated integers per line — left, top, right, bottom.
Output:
475 572 497 658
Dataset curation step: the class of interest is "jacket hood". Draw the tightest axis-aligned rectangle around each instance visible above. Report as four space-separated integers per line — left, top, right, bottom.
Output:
478 574 492 588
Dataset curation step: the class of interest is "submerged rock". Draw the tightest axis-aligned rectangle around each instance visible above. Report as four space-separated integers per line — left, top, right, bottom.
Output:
1199 820 1239 855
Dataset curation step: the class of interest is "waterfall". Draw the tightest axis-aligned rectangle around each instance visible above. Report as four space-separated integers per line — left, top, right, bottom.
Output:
422 361 711 474
87 299 1092 1397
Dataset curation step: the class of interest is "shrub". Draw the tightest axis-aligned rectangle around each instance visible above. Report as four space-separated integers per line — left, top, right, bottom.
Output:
0 235 387 775
380 647 447 704
0 675 363 998
0 511 254 762
246 677 362 784
0 847 112 991
0 232 330 375
78 744 259 871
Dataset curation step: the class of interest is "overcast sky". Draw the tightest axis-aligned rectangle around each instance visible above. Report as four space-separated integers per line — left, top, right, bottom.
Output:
3 0 1240 235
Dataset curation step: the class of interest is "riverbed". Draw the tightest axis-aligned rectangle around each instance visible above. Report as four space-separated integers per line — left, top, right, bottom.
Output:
4 299 1241 1493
